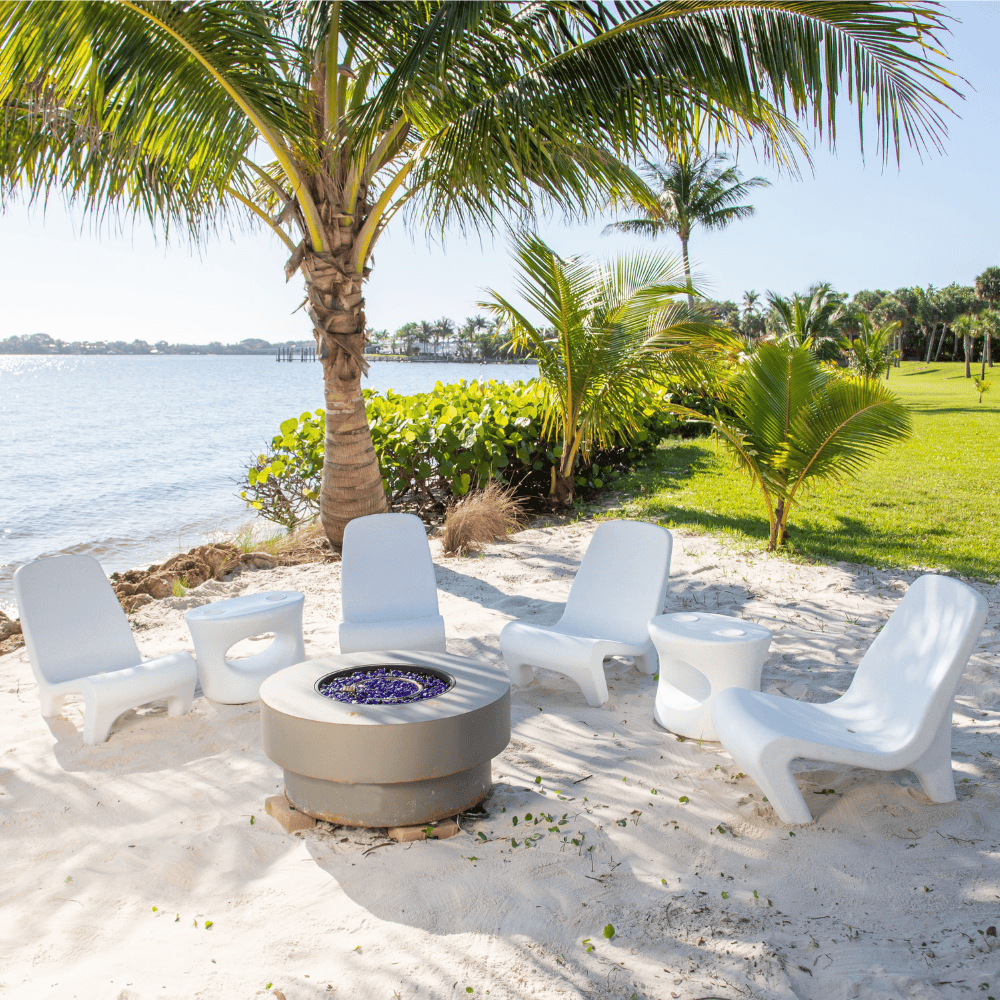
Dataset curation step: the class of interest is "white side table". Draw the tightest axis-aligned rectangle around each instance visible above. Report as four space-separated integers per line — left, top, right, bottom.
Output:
649 612 772 741
185 591 305 704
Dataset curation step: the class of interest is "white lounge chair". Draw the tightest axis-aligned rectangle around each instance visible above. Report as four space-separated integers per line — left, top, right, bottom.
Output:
13 554 198 744
338 513 446 654
711 574 988 825
499 520 673 706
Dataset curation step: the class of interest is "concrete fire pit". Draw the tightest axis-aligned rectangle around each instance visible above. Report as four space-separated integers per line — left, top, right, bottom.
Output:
259 651 510 827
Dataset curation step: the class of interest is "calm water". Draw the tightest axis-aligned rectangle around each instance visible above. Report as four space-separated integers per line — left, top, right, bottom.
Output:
0 355 537 613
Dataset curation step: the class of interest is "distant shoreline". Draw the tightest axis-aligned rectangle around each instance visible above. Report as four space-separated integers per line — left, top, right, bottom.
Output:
3 350 536 363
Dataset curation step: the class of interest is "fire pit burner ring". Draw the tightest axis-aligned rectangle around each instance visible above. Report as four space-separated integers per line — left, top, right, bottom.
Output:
317 665 454 705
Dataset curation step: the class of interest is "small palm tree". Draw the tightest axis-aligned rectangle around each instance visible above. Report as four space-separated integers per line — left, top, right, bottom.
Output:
839 316 900 380
665 341 911 550
766 284 843 350
480 234 714 504
604 150 769 298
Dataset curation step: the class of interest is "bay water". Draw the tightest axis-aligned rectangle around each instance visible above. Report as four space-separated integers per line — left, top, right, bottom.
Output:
0 355 537 614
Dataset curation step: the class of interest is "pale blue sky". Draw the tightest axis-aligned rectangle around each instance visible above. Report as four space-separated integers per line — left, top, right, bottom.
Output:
1 2 996 345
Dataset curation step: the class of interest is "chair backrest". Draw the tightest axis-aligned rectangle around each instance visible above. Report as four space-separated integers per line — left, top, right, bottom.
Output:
340 513 440 624
559 520 672 643
13 554 142 685
841 574 987 741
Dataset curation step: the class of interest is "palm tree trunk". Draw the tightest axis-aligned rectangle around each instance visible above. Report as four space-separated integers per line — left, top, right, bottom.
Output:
680 233 693 308
301 247 388 547
983 333 988 380
768 497 785 551
934 325 946 362
964 333 972 378
924 324 937 363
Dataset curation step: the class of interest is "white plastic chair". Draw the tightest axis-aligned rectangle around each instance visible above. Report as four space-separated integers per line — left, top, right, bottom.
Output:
711 574 988 825
499 520 673 706
13 554 197 744
339 513 446 654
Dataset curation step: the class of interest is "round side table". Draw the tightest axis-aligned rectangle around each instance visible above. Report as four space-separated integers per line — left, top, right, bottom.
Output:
185 590 305 704
649 612 772 741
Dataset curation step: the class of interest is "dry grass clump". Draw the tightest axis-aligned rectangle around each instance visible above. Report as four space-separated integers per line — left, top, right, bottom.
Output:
231 518 331 558
442 483 527 555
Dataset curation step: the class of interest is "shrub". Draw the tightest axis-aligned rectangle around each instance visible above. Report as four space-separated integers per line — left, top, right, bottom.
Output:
442 483 527 555
242 379 703 526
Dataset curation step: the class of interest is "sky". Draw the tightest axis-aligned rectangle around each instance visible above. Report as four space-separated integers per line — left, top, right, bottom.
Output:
1 2 997 346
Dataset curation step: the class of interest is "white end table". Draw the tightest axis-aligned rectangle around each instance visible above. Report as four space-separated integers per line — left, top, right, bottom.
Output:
185 591 305 704
649 612 772 741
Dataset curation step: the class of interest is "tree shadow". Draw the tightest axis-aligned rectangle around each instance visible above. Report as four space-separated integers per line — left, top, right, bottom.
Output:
434 561 566 623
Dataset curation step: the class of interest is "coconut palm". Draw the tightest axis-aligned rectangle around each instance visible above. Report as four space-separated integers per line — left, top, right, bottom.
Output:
0 2 960 545
666 341 912 549
480 234 715 504
604 149 770 299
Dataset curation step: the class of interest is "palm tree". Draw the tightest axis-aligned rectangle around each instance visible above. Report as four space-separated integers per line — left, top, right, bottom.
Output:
955 314 977 379
974 267 1000 369
604 149 770 299
766 283 843 353
665 340 911 549
839 316 900 380
480 234 714 504
0 2 960 545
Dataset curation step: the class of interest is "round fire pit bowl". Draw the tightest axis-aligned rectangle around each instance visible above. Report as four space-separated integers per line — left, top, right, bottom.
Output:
260 651 511 828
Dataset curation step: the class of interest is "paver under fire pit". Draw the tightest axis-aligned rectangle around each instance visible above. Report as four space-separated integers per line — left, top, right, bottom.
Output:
259 651 510 827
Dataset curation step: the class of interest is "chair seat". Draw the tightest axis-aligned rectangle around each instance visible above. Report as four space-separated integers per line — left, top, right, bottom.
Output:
500 620 651 666
339 615 446 655
44 650 198 704
713 687 914 764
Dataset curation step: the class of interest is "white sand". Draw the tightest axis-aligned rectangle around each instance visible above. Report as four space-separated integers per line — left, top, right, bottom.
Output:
2 522 999 1000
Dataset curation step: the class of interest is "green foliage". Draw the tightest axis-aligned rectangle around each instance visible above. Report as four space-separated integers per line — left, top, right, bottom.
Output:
840 316 900 379
975 266 1000 305
240 412 324 530
242 380 691 526
616 362 1000 581
665 340 912 550
481 233 717 502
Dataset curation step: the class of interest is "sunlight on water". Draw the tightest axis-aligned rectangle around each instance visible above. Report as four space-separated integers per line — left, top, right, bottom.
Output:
0 355 536 613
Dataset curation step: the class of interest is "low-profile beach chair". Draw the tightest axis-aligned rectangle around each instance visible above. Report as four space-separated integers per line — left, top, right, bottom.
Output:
13 554 197 744
499 520 673 706
338 512 446 654
711 574 988 825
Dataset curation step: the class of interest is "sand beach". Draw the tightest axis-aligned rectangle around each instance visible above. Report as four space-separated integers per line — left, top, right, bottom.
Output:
2 520 999 1000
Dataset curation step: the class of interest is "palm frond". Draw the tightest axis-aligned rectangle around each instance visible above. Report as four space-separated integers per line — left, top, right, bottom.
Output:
781 376 912 494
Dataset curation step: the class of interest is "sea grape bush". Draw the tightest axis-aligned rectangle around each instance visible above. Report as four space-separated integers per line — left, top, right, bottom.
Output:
242 379 706 527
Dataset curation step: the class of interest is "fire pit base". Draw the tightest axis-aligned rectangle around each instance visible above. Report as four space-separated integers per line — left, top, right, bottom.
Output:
283 761 491 828
260 651 511 828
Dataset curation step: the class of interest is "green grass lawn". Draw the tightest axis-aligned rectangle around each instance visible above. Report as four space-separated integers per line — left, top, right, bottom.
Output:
611 361 1000 580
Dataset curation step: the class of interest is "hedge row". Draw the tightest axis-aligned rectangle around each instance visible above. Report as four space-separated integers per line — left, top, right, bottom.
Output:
241 379 709 527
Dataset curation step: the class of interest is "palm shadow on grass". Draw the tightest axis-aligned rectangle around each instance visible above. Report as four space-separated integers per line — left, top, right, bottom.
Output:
616 442 995 579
